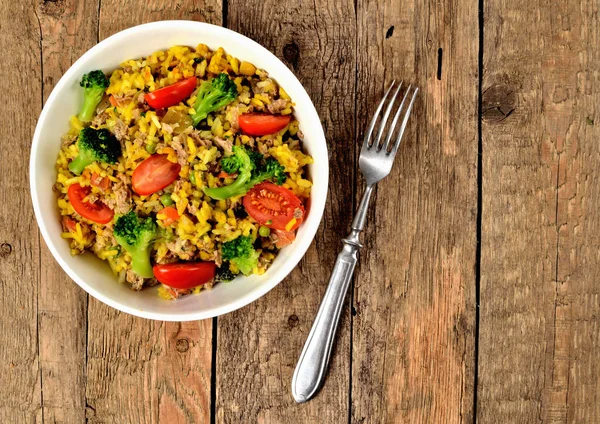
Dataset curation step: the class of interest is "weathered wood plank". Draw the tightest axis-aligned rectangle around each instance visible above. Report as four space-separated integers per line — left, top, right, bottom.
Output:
36 0 99 422
217 0 357 422
351 0 478 422
478 0 600 422
85 2 221 423
0 1 42 423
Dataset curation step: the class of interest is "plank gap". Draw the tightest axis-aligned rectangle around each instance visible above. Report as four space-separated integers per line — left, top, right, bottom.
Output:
436 48 443 80
473 0 484 420
210 316 218 424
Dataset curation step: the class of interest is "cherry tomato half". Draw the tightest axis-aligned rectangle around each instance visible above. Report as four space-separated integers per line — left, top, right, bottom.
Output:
243 182 304 231
132 154 181 196
153 262 217 289
238 113 291 136
67 183 114 224
145 77 198 109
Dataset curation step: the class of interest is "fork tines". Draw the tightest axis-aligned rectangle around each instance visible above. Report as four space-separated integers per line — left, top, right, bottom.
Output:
363 81 418 155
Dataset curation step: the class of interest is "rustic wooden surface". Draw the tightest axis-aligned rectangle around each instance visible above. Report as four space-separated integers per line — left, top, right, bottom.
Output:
1 0 598 422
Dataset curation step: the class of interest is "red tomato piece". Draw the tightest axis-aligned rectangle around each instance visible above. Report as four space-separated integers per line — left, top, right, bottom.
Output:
153 262 217 289
67 183 114 224
132 154 181 196
217 171 236 179
62 216 78 232
158 206 180 226
274 229 296 248
90 172 109 191
238 113 291 136
243 182 304 231
145 77 198 109
109 95 119 107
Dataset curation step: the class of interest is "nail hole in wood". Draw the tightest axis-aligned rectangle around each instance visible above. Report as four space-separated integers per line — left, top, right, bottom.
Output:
0 243 12 258
288 314 299 329
176 338 190 352
385 26 394 39
437 48 443 80
283 41 300 70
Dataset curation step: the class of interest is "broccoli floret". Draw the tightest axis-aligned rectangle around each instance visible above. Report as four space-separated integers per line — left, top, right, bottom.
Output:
78 70 109 123
68 127 122 175
191 73 237 126
203 146 286 200
113 212 159 278
221 236 260 276
215 262 236 282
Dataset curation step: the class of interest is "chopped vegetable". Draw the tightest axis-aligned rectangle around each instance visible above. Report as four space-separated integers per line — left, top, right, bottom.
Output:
190 73 237 126
113 212 159 278
145 76 197 109
243 182 304 231
68 127 121 175
258 226 271 237
132 154 181 196
68 183 114 224
90 173 109 191
158 206 179 226
153 262 216 289
160 193 174 206
221 235 259 275
215 262 236 282
238 113 291 136
145 142 157 154
78 70 109 123
203 146 286 200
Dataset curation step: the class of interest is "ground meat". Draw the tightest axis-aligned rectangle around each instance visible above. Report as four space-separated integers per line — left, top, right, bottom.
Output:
161 122 174 134
166 238 195 260
267 99 288 114
214 136 233 154
258 254 272 269
171 135 188 166
91 111 109 127
132 108 141 121
173 179 186 194
126 269 145 291
154 250 179 265
113 119 128 141
61 133 77 148
228 106 240 130
132 132 146 148
86 193 99 204
187 202 199 215
244 136 256 149
108 173 132 214
213 250 223 267
287 139 300 150
189 130 212 148
136 91 146 105
258 143 269 155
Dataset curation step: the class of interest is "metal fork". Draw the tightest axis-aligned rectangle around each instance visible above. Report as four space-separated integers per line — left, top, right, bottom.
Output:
291 81 418 403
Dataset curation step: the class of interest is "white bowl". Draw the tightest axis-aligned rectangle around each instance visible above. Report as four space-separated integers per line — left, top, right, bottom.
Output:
30 21 328 321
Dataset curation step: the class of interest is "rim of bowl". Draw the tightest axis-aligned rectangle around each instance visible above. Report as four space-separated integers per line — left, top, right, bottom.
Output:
29 20 329 321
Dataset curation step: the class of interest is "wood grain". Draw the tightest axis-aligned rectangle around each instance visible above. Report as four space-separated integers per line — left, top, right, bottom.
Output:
351 0 478 422
478 0 600 422
84 2 221 423
0 1 42 422
216 0 357 422
36 0 99 422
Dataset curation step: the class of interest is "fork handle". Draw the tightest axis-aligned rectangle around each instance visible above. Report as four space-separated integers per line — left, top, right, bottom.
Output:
291 185 373 403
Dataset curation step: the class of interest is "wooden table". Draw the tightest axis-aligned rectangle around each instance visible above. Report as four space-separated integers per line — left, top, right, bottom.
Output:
2 0 598 422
